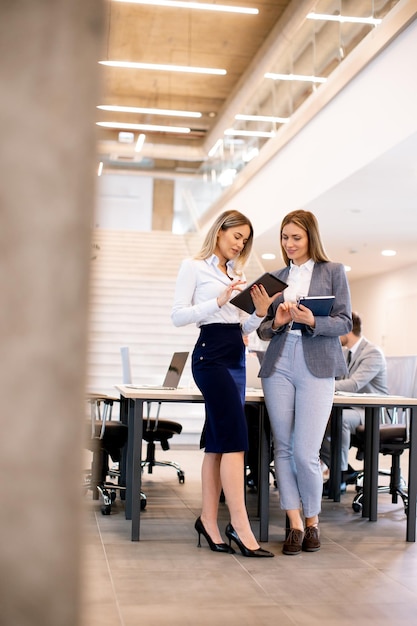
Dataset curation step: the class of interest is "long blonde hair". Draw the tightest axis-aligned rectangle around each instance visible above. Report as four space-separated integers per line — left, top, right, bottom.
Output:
195 210 254 274
280 210 330 266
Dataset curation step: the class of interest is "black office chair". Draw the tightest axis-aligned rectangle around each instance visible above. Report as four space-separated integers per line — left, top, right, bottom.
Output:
142 401 185 483
351 417 409 514
85 395 147 515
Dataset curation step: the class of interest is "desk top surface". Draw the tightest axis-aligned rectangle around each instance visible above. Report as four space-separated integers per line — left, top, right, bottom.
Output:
114 385 264 402
114 385 417 407
332 393 417 407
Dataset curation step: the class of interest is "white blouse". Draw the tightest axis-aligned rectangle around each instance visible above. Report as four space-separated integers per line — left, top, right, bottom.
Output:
171 255 263 336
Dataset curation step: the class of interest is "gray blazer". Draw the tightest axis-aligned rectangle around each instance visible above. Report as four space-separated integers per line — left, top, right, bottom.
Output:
258 261 352 379
336 337 388 394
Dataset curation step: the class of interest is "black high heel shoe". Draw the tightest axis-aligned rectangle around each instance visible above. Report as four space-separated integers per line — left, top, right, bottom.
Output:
194 517 235 554
225 523 274 558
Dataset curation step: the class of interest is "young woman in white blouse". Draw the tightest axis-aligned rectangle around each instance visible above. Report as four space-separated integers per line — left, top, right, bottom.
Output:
171 210 276 558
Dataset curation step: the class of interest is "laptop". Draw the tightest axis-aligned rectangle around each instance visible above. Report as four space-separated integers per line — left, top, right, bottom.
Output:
121 348 189 390
246 352 262 390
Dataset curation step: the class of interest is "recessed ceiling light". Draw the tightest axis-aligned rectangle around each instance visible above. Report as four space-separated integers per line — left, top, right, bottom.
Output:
262 253 276 260
99 60 226 75
98 105 202 118
235 114 289 124
307 12 382 26
264 72 326 84
112 0 259 15
381 249 397 257
135 133 146 152
224 129 275 138
97 121 191 133
208 138 223 157
118 131 135 143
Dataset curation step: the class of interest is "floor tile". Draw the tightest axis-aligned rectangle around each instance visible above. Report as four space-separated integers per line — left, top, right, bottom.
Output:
81 446 417 625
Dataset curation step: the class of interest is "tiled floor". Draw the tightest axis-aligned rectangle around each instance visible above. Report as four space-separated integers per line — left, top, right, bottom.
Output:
81 447 417 626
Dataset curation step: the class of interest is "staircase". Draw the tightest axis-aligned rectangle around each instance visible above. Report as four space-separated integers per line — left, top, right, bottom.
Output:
87 229 264 445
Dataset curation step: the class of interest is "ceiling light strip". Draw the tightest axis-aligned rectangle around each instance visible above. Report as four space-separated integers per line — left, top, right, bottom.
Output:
99 60 226 75
112 0 258 15
135 133 146 152
235 114 290 124
208 138 223 157
264 72 327 83
97 105 202 118
96 121 191 133
307 13 382 26
224 129 275 138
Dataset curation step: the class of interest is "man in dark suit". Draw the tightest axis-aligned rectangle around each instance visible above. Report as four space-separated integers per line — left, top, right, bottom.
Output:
321 311 388 493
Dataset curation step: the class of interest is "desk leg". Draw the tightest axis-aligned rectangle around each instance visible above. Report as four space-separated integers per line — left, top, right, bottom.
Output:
363 407 379 521
258 404 270 542
130 399 144 541
119 396 128 494
125 399 134 520
329 407 342 501
407 407 417 542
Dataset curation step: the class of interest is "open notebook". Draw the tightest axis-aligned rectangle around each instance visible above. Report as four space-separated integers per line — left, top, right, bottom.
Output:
121 348 189 390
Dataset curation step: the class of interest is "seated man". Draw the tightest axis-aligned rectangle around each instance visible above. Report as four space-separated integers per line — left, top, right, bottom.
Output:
321 311 388 494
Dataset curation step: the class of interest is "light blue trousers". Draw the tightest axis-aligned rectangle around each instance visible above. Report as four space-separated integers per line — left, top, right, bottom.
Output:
262 333 334 518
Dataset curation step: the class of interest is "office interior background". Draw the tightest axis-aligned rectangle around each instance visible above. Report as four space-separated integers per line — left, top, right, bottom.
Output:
90 0 417 412
1 1 417 625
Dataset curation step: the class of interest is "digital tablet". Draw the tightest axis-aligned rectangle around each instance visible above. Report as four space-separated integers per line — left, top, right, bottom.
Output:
230 272 287 314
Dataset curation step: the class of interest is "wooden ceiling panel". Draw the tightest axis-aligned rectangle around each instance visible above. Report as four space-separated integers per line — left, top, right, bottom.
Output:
96 1 305 171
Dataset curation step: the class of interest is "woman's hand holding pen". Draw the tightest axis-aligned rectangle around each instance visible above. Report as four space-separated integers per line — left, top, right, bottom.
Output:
272 302 293 329
250 284 281 318
216 279 246 308
273 301 315 329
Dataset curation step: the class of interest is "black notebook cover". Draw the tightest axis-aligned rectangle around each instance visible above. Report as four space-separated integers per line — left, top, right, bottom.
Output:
291 295 335 330
230 272 287 314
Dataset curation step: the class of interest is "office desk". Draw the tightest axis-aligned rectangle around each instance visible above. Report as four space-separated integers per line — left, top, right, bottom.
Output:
329 394 417 542
116 387 417 543
115 386 267 542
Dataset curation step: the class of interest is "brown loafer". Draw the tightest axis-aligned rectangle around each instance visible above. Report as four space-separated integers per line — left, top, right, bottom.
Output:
282 529 304 555
302 525 320 552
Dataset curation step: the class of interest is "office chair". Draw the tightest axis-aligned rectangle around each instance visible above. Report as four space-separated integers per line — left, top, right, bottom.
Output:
348 356 415 515
85 395 147 515
142 401 185 483
351 414 409 515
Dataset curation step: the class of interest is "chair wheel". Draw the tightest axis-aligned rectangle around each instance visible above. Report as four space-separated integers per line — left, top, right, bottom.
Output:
101 504 111 515
178 471 185 484
140 497 147 511
352 502 362 513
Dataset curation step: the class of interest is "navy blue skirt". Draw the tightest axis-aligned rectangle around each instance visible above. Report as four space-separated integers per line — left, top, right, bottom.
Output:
192 323 248 453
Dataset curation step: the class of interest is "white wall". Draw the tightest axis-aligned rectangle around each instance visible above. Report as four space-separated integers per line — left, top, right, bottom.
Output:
95 174 153 230
208 10 417 243
349 262 417 356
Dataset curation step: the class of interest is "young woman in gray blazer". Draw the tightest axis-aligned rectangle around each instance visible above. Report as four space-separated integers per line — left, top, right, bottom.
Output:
257 210 352 555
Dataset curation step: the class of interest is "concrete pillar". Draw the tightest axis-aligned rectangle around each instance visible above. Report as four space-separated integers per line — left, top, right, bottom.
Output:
152 178 174 230
0 2 104 625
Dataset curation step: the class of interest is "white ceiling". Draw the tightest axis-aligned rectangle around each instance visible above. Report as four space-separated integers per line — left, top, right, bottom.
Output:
256 130 417 281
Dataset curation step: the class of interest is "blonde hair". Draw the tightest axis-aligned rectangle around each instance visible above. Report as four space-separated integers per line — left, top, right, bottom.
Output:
280 210 330 266
195 210 254 273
